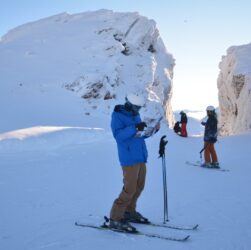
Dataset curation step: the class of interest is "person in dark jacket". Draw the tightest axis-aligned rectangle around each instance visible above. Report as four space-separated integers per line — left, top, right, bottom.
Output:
173 121 181 134
201 105 219 168
180 111 188 137
109 93 160 232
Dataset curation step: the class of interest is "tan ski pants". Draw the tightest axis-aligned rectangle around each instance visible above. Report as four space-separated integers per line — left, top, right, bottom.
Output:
110 163 146 221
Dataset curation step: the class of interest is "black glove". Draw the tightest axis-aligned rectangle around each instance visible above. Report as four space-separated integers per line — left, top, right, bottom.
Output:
136 122 147 131
159 135 168 158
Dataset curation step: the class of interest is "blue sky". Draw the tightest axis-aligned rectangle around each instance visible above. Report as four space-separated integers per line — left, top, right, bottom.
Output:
1 0 251 110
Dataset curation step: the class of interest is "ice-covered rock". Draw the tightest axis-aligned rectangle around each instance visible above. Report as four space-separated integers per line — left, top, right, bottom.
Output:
217 43 251 135
0 10 175 132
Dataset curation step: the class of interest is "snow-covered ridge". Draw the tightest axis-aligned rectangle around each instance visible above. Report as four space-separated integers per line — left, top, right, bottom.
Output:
0 10 175 132
217 43 251 135
0 126 106 152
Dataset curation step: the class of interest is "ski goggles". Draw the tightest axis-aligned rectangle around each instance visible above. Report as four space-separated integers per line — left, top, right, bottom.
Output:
131 104 141 113
125 101 142 114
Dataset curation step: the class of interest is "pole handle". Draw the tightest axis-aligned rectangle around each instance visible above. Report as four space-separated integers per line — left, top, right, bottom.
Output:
159 135 168 158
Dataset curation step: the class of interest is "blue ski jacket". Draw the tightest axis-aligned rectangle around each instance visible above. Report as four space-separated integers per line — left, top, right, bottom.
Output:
111 105 148 167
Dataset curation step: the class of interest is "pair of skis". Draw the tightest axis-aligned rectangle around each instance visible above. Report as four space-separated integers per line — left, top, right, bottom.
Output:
185 161 229 172
75 216 198 242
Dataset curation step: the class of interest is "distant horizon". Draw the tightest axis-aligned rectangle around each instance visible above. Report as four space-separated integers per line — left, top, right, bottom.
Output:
1 1 250 110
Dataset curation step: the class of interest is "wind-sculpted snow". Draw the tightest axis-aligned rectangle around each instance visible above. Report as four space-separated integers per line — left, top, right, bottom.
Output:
218 43 251 135
0 126 107 152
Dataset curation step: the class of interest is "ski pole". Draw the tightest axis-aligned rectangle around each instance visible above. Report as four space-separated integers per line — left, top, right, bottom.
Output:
159 135 168 223
162 154 168 222
199 142 209 161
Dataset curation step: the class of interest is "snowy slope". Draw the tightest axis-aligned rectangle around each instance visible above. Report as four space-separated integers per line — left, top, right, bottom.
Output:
1 9 251 250
0 10 174 133
218 43 251 135
1 116 251 250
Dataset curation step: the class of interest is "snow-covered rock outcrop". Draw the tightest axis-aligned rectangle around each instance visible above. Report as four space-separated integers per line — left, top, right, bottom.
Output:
0 10 174 132
217 43 251 135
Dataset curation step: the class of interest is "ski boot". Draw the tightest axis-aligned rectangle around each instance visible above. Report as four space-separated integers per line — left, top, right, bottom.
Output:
211 162 220 168
200 162 212 168
124 211 150 224
108 218 137 233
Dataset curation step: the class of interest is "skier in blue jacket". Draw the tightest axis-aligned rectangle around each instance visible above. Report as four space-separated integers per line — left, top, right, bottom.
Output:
109 93 160 232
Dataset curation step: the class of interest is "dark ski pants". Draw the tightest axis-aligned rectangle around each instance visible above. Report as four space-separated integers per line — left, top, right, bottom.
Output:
204 142 218 163
110 163 146 221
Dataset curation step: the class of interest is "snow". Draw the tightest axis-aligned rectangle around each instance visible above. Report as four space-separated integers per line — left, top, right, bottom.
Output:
1 116 251 249
218 43 251 135
1 9 251 250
